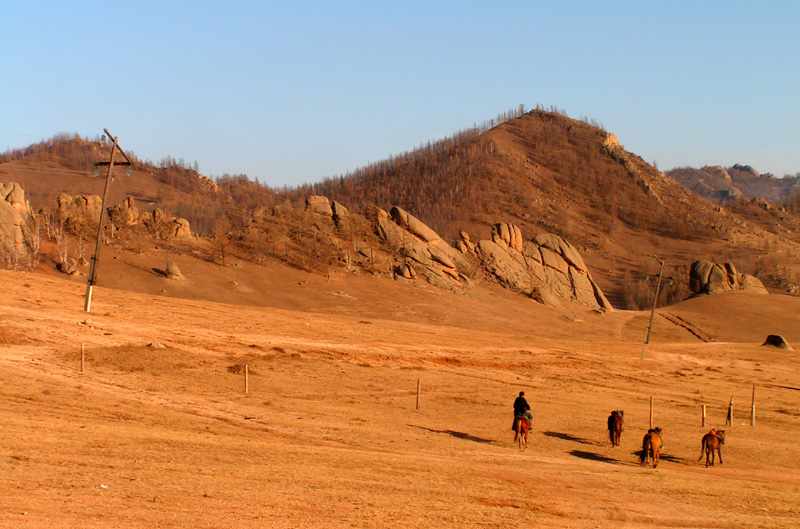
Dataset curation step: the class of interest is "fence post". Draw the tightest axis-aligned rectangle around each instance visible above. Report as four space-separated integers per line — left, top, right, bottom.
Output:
416 379 420 410
750 385 755 426
245 364 249 395
702 404 706 428
649 395 653 429
726 397 733 427
81 342 85 373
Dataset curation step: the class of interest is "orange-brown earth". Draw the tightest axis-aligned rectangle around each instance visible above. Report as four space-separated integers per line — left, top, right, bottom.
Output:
2 263 799 528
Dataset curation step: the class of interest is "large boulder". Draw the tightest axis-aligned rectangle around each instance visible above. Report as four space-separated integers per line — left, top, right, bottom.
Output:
377 207 469 290
0 182 34 263
478 225 612 311
172 218 192 238
108 196 140 227
689 260 768 295
762 335 793 351
306 196 333 217
390 206 442 245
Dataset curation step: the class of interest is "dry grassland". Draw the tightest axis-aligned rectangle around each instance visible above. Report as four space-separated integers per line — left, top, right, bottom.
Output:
1 270 799 528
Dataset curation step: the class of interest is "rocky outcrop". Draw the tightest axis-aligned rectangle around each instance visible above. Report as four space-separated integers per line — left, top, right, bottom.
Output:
456 231 476 253
0 182 34 263
172 218 192 238
689 260 768 295
306 196 333 217
57 193 102 227
477 225 613 311
377 206 470 290
108 196 140 227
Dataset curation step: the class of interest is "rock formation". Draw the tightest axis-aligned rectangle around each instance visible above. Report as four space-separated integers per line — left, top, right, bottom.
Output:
475 225 612 311
108 196 140 227
56 193 102 228
0 182 34 264
689 260 768 295
376 206 471 290
305 195 333 217
166 261 185 280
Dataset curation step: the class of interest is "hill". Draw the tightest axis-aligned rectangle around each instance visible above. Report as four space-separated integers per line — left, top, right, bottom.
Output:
667 164 800 205
2 110 800 308
302 109 800 304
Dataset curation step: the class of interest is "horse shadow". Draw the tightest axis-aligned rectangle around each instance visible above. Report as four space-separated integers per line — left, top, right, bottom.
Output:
412 426 496 445
631 450 688 466
569 450 619 464
543 431 595 446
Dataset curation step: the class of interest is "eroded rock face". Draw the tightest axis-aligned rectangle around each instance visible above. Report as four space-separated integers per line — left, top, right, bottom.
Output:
478 225 613 311
306 196 333 217
172 218 192 238
108 196 140 227
0 182 34 263
689 260 768 295
377 206 470 290
57 193 102 227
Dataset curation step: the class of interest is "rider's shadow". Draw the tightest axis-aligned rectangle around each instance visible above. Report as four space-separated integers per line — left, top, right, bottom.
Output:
569 450 619 464
411 426 496 445
542 431 596 446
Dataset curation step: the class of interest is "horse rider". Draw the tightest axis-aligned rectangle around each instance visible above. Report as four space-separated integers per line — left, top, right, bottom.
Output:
513 391 533 429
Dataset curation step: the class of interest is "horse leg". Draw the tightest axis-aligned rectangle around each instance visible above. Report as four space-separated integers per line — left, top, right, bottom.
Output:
717 447 723 465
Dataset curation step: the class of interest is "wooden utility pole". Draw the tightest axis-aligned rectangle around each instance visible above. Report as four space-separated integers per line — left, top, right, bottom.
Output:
83 129 132 312
641 256 666 360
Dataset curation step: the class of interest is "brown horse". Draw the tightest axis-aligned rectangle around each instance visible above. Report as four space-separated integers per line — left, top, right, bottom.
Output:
513 416 530 449
639 427 663 468
698 429 725 467
607 411 624 446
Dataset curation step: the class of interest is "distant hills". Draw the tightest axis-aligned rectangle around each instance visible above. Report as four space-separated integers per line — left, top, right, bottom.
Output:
667 164 800 205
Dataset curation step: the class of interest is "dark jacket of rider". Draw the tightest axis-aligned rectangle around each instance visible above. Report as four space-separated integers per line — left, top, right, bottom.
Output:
513 393 531 418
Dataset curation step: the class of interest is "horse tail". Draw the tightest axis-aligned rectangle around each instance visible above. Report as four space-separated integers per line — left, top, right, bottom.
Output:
698 436 707 462
640 435 649 464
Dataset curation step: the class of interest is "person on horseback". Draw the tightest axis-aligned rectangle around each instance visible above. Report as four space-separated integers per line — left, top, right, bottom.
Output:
512 391 533 430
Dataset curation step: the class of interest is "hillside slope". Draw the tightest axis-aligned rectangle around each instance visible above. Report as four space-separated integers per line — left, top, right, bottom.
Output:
306 110 800 303
2 111 800 307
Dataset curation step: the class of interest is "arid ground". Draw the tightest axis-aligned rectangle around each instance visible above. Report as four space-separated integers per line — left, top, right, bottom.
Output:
2 267 799 528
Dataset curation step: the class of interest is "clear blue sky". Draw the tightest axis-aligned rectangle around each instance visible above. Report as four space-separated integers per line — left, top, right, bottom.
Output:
2 1 799 186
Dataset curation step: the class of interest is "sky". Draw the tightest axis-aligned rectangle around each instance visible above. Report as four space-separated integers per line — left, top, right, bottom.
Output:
2 1 799 187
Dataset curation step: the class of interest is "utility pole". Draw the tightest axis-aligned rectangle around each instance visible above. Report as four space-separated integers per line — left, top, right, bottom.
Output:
640 255 666 360
83 129 132 313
